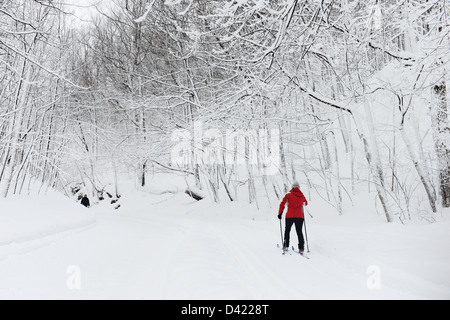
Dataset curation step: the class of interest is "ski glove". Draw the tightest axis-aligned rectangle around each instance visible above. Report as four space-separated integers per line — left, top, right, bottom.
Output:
278 214 282 220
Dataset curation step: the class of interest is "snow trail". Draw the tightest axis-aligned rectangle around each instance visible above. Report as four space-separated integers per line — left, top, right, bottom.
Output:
0 192 449 299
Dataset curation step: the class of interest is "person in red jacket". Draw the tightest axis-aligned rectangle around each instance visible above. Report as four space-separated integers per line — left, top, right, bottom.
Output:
278 182 308 253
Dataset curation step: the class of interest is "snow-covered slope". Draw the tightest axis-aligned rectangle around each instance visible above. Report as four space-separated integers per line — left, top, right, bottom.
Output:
0 191 95 251
0 185 448 300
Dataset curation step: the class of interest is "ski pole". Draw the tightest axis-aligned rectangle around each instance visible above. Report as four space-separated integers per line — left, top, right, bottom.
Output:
279 218 284 248
305 205 314 218
303 205 310 253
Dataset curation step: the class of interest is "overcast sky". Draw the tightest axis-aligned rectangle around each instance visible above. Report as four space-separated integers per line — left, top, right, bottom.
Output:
65 0 105 25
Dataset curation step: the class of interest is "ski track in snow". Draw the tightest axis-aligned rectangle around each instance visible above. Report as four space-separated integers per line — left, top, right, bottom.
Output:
0 193 449 300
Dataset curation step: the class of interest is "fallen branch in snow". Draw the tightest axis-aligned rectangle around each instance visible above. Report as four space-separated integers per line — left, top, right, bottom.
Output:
185 189 204 201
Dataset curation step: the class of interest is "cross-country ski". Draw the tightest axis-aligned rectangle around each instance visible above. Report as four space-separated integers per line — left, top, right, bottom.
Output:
291 247 310 260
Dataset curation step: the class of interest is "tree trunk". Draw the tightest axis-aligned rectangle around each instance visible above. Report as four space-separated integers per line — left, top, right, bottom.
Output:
432 81 450 207
2 58 33 198
354 100 395 222
400 124 437 213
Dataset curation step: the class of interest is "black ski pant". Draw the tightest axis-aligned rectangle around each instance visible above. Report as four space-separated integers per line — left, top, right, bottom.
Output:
284 218 304 251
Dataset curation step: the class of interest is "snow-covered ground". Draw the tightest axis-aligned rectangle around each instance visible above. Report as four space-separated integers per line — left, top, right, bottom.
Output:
0 183 449 300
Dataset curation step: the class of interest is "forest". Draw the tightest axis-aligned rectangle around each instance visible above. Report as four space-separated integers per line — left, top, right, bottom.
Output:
0 0 449 223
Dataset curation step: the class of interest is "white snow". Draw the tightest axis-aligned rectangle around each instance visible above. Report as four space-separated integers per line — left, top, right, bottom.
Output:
0 180 449 300
0 191 96 248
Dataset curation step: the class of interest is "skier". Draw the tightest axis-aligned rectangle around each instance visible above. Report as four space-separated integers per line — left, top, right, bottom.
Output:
81 194 91 208
278 182 308 254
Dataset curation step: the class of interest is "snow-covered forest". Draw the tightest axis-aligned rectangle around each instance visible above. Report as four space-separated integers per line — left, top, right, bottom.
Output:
1 0 448 222
0 0 449 301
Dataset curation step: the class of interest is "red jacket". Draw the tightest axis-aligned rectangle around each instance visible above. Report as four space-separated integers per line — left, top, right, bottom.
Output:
279 188 308 218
